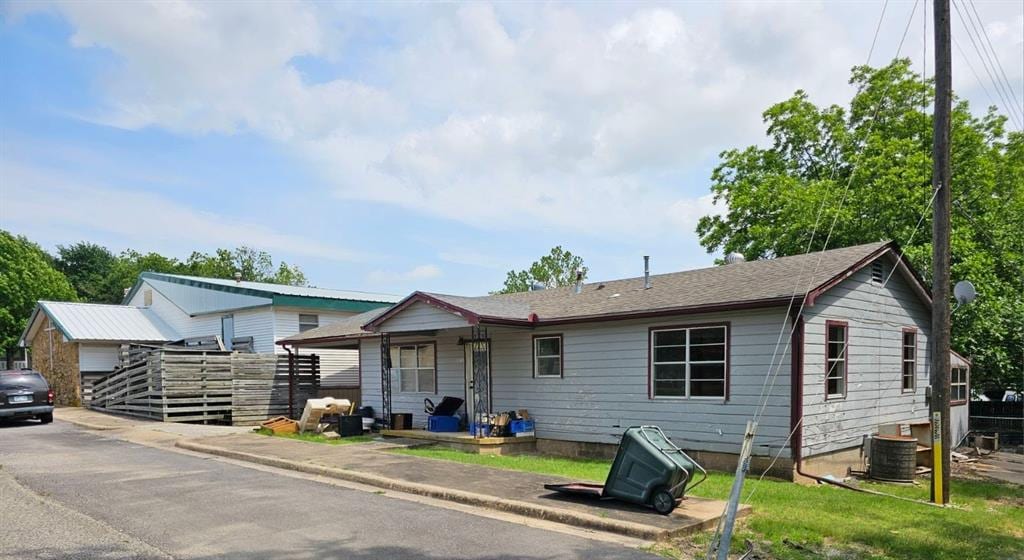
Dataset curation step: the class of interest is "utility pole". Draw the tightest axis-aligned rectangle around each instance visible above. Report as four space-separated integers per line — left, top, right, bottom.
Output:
930 0 952 505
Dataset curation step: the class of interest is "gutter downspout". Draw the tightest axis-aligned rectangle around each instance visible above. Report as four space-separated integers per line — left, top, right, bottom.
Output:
790 310 869 487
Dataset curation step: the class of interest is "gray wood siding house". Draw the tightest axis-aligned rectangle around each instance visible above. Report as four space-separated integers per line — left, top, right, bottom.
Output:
281 241 970 480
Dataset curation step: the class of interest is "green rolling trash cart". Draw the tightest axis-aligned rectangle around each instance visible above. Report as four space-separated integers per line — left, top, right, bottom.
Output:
544 425 707 515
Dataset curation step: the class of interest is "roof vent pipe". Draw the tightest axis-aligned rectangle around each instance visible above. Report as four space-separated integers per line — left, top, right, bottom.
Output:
643 256 651 289
234 271 242 283
574 271 583 294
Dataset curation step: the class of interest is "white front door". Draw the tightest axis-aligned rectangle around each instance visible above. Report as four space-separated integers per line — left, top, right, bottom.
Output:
463 341 490 422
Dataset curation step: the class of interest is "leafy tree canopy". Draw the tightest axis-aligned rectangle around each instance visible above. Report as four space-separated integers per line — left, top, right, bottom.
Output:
184 247 307 287
497 246 588 294
696 59 1023 391
56 242 117 303
0 230 78 357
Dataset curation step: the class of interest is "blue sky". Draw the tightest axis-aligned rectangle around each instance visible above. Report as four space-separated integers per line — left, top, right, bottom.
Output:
1 1 1021 296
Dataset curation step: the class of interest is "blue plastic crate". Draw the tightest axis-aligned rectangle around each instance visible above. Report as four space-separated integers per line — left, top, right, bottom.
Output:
468 423 492 437
427 415 460 433
509 419 535 434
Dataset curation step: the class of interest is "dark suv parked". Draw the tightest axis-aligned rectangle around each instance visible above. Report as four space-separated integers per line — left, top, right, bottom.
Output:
0 370 54 423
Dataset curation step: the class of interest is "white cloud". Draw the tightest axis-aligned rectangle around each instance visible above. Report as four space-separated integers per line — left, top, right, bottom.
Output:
0 161 356 261
12 1 1021 242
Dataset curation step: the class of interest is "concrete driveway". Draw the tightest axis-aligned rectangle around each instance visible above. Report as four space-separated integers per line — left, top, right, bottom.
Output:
0 419 660 560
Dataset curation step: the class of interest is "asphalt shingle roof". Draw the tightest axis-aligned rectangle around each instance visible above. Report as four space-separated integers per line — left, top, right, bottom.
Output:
281 241 903 346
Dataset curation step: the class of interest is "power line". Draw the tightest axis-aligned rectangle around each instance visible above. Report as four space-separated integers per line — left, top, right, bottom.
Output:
967 0 1023 120
953 34 999 111
753 0 924 426
952 0 1024 128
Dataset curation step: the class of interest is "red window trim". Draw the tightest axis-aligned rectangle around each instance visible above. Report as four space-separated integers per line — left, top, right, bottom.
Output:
901 327 918 394
825 320 849 401
390 340 438 395
532 334 564 379
647 322 731 401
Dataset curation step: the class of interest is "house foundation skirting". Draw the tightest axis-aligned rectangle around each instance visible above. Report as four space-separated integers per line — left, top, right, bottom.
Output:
535 438 797 480
794 445 867 484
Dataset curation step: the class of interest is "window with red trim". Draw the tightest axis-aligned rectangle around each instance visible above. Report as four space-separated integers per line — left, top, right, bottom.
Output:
826 323 847 398
902 330 917 392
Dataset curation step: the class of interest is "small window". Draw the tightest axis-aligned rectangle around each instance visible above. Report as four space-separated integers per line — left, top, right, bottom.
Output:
298 314 319 333
826 322 848 398
951 367 969 403
650 325 728 398
902 330 916 392
221 315 235 351
390 343 436 393
533 335 562 378
143 289 153 306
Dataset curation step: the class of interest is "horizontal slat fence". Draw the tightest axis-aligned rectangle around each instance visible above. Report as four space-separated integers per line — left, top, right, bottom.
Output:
231 354 319 425
92 348 319 425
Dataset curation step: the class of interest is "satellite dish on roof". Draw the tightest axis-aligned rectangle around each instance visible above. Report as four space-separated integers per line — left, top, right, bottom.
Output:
954 280 976 305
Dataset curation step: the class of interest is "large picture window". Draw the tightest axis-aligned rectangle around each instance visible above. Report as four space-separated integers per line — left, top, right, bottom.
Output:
826 321 848 399
902 329 917 392
650 325 727 398
533 335 562 378
390 343 436 393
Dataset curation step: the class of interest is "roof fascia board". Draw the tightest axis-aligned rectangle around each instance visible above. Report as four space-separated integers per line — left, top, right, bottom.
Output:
37 303 75 342
363 292 481 331
142 277 196 317
17 305 45 347
141 272 277 299
122 277 146 305
271 295 392 313
519 296 797 327
805 242 932 308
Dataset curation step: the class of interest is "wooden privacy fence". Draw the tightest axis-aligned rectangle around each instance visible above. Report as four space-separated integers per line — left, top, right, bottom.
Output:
91 349 319 425
231 353 320 425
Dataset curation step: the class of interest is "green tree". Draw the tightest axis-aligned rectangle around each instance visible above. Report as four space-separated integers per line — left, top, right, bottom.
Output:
0 231 78 362
184 247 307 286
695 59 1023 392
100 250 185 303
497 246 588 294
55 242 118 303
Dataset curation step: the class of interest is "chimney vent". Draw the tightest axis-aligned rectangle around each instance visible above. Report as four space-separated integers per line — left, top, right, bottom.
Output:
234 271 242 283
574 271 583 294
643 256 651 289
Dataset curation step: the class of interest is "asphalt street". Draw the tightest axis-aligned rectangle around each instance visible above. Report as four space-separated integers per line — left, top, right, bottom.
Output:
0 420 661 560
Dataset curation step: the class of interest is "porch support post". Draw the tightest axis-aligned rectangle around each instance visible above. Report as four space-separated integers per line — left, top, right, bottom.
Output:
380 333 392 429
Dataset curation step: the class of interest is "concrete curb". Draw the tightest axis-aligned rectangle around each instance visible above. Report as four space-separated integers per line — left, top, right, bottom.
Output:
56 417 123 431
176 439 713 540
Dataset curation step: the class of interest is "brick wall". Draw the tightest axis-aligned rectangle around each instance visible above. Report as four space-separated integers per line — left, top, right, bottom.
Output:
29 316 82 406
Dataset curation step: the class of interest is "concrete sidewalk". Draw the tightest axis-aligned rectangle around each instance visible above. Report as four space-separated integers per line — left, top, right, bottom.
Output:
177 432 747 540
54 407 252 445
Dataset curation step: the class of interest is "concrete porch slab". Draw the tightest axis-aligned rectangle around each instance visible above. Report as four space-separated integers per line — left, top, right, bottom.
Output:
177 432 748 540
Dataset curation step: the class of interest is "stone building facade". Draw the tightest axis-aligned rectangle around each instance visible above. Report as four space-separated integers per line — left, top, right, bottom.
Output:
28 315 82 406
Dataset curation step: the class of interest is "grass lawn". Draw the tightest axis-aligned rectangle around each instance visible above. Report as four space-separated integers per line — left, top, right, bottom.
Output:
254 427 373 445
392 446 1024 560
